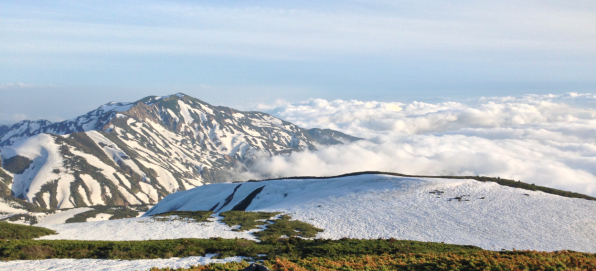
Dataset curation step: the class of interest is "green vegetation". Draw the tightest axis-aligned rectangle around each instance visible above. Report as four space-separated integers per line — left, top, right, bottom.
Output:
254 215 323 241
65 206 140 223
152 211 213 222
0 222 56 240
54 132 165 208
0 194 47 213
55 133 117 169
157 95 180 113
161 250 596 271
0 238 481 261
100 130 171 200
34 180 58 209
0 168 12 184
219 211 323 241
252 171 596 201
0 169 13 196
2 214 39 225
220 211 280 231
2 155 32 174
472 175 595 200
60 149 129 207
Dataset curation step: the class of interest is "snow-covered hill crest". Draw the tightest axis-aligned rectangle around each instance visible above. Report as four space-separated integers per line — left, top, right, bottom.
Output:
144 173 596 252
0 93 359 209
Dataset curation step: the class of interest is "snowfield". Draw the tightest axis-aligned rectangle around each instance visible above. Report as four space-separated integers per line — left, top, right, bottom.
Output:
38 215 257 241
0 254 245 271
5 173 596 270
140 174 596 252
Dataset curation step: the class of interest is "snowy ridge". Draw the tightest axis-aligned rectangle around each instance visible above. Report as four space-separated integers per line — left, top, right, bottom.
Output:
0 93 358 209
144 173 596 252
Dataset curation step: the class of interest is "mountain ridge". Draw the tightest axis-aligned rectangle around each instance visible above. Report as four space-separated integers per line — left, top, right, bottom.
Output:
244 171 596 201
0 93 360 209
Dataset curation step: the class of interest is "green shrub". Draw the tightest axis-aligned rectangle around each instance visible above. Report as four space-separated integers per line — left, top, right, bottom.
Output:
165 251 596 271
65 206 139 223
0 222 56 240
220 211 280 231
0 238 482 261
152 211 213 223
2 155 32 174
254 215 323 241
219 211 323 241
3 214 39 225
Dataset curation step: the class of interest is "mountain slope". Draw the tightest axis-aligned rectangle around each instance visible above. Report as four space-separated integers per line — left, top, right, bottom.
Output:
142 173 596 252
0 93 360 209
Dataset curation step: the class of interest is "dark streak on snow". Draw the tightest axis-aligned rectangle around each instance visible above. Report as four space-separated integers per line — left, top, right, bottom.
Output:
216 184 242 212
209 202 220 212
231 186 265 211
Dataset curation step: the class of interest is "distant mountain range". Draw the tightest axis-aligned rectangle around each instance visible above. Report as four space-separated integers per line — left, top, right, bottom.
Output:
0 93 360 209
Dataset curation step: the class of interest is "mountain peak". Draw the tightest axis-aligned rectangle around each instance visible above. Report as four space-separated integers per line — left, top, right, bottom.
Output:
0 93 360 209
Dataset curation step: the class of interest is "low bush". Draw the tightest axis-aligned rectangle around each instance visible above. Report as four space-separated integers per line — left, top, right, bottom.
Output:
220 211 280 231
152 211 213 223
0 238 481 261
65 206 139 223
219 211 323 241
154 250 596 271
2 214 39 225
254 215 323 241
0 222 56 240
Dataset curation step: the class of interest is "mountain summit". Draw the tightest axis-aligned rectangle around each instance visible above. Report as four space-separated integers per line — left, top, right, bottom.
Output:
0 93 359 209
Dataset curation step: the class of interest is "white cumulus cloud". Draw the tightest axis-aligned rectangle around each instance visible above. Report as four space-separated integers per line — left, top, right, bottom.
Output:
236 93 596 196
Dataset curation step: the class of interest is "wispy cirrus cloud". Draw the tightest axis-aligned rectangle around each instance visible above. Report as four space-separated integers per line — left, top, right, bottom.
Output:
0 83 56 89
2 1 595 61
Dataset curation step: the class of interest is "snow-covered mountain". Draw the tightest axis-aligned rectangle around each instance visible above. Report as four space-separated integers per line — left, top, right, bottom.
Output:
0 93 359 209
142 172 596 252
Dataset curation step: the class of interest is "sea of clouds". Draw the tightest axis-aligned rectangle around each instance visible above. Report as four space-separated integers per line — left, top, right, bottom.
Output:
239 93 596 196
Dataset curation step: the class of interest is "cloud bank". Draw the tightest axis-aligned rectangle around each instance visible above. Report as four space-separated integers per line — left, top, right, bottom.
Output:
238 93 596 196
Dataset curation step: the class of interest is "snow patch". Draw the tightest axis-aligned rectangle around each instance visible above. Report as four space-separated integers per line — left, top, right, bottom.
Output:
55 175 76 209
167 109 179 122
139 161 179 193
1 134 62 200
79 174 104 206
77 186 91 206
0 198 27 214
38 216 256 241
86 213 113 222
178 100 195 125
0 254 245 271
37 208 93 225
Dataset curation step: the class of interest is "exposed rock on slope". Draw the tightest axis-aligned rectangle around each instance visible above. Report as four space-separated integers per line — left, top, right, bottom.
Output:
0 94 360 209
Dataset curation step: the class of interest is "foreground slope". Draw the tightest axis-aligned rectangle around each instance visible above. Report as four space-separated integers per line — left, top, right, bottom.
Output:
0 93 359 209
138 173 596 252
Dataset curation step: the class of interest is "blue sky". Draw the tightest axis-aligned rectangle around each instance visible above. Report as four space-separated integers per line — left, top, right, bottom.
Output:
1 0 595 124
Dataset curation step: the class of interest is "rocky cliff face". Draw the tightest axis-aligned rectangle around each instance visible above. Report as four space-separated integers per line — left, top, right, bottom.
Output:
0 93 360 209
